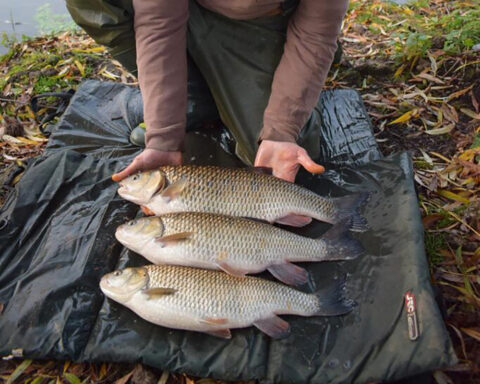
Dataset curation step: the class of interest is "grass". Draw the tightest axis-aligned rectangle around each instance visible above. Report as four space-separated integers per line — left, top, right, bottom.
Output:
1 0 480 383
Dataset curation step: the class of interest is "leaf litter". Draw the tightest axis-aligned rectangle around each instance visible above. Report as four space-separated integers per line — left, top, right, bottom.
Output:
1 0 480 383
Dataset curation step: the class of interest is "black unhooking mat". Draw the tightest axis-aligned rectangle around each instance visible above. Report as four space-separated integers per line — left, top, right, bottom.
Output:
0 81 456 383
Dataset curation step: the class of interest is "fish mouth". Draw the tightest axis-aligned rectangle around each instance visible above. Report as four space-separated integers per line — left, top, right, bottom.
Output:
117 185 125 195
99 277 110 295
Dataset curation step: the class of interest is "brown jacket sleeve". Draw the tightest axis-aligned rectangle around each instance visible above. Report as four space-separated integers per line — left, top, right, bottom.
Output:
133 0 188 151
259 0 349 143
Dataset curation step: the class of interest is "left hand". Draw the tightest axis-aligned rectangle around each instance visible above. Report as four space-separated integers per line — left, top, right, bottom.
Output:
254 140 325 182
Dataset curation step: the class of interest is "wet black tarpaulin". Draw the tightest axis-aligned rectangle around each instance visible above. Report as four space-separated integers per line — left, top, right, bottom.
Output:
0 81 456 383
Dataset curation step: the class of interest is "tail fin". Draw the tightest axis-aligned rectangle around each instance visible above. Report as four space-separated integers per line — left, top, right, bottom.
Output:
320 218 364 260
313 279 355 316
331 192 370 232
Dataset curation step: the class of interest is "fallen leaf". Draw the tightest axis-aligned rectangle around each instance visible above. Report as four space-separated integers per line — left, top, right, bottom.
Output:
416 72 445 84
388 109 418 125
157 371 169 384
422 214 443 228
461 328 480 342
460 108 480 120
425 123 455 135
114 370 134 384
433 370 454 384
446 85 474 102
6 359 32 384
74 60 85 77
63 372 81 384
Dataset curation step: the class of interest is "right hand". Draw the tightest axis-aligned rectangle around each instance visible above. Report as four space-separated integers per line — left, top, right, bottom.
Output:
112 148 182 182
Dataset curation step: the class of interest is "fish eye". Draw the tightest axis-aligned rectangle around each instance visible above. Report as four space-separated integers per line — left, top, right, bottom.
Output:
128 220 137 226
113 270 122 276
132 174 140 181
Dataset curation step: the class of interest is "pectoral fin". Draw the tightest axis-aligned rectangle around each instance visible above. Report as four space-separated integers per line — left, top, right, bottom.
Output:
267 263 309 286
199 317 229 325
141 206 155 216
205 328 232 339
216 261 246 278
161 178 188 202
143 288 176 299
155 232 193 247
253 315 290 339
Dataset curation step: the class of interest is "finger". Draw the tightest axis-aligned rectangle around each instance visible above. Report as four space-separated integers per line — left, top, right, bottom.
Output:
273 169 296 183
298 153 325 174
112 162 139 182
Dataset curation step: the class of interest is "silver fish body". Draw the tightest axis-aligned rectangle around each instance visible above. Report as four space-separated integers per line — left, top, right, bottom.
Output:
115 213 362 285
100 265 353 338
117 165 368 230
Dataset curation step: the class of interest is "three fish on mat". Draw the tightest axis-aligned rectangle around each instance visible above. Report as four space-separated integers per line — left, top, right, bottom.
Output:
100 165 369 339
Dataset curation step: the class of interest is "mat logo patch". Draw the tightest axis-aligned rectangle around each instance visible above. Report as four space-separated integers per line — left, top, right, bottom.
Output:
404 291 419 341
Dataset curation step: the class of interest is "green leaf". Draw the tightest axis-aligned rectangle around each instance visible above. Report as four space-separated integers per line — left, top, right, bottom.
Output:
7 359 32 384
63 373 82 384
31 377 45 384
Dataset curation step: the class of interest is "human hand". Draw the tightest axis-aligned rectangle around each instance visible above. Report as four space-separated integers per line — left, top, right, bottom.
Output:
112 148 182 182
254 140 325 182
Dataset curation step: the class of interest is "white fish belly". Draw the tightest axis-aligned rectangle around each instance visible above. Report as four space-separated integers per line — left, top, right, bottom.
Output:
126 294 269 332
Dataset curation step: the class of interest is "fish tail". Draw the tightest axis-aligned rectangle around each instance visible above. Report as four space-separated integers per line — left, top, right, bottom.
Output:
318 218 364 260
331 192 370 232
312 279 355 316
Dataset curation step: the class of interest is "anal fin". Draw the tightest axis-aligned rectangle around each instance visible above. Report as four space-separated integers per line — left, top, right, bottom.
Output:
275 214 312 227
253 315 290 339
205 328 232 339
267 263 309 286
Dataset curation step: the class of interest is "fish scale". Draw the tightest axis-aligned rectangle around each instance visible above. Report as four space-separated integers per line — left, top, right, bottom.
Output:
100 265 353 338
118 165 368 231
160 213 315 264
144 265 306 316
151 165 337 223
115 212 363 286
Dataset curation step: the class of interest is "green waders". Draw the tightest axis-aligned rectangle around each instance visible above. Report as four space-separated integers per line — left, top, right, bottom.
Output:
66 0 329 164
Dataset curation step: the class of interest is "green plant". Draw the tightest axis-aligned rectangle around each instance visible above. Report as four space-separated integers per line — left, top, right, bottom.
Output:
34 3 78 35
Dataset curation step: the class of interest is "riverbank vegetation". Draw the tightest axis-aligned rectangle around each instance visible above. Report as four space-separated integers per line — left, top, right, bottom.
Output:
0 0 479 383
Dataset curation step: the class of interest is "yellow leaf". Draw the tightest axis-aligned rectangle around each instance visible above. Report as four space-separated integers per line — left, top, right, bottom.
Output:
15 137 41 145
461 177 475 185
74 60 85 77
25 105 36 119
437 190 471 204
99 363 107 379
63 361 71 373
388 109 417 125
72 46 105 54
